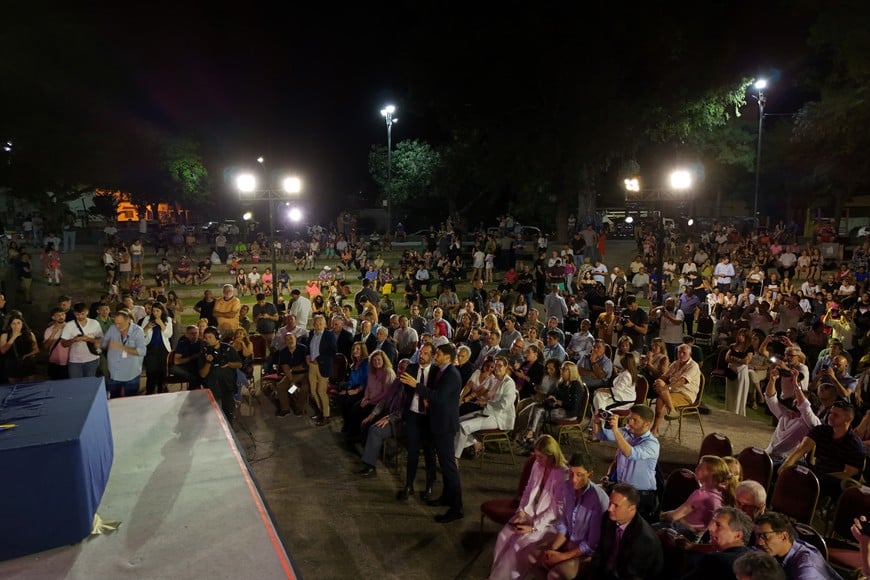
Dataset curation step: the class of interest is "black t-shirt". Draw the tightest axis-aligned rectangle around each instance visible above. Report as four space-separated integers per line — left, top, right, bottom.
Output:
195 299 217 326
807 424 864 475
253 302 278 334
278 343 308 373
623 307 649 345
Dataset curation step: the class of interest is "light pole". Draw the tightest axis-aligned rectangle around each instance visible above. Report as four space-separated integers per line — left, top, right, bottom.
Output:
237 167 302 305
380 104 397 238
752 79 767 229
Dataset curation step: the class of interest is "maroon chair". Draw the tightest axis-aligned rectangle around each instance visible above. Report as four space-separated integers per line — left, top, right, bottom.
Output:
770 465 819 524
480 455 536 536
698 432 733 460
825 485 870 577
736 446 773 491
661 468 700 512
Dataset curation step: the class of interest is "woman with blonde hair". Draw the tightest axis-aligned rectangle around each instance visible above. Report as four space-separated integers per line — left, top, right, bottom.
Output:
490 434 568 579
641 337 670 383
656 455 738 542
521 361 585 446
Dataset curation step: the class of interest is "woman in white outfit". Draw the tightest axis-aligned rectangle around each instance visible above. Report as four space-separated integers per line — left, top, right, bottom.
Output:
454 356 517 459
490 434 568 580
724 328 753 416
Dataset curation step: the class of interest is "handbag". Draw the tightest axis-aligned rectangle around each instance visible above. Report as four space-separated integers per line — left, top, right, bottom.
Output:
74 319 102 356
725 367 738 381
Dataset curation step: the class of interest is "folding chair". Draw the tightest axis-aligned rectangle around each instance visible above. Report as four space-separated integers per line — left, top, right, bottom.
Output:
825 485 870 577
770 464 819 524
736 446 773 491
661 468 701 512
698 432 733 460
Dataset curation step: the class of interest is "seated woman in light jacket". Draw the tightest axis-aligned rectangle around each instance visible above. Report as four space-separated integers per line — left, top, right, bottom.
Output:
490 434 569 580
454 355 517 459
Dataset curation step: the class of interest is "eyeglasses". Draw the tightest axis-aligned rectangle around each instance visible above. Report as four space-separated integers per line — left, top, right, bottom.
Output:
755 530 782 542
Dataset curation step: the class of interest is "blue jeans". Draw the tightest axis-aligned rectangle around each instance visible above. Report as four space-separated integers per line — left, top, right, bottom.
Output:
68 359 100 378
106 377 141 398
63 230 76 252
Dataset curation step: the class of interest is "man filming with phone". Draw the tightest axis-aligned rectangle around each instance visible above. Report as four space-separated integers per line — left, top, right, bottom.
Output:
595 404 660 522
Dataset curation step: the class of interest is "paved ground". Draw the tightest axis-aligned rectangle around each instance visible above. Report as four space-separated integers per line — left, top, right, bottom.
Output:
231 239 778 579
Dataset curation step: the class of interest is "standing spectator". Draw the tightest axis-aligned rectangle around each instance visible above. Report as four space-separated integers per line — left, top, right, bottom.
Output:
402 342 463 523
596 405 661 521
308 314 338 426
43 307 70 380
102 309 147 398
213 284 241 334
141 302 173 394
61 302 103 378
0 311 39 383
62 211 77 253
198 326 242 422
253 293 279 347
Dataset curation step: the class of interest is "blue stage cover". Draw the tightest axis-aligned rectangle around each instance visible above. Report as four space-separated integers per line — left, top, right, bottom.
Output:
0 378 114 561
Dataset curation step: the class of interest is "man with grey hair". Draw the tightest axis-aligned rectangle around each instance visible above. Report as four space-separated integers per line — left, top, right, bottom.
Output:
732 551 785 580
683 507 753 580
735 480 767 520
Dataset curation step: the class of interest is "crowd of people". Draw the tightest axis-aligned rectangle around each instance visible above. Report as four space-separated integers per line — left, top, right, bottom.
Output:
4 209 870 578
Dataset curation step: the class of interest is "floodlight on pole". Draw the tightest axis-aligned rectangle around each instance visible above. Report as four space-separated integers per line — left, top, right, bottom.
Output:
380 104 398 238
752 78 768 228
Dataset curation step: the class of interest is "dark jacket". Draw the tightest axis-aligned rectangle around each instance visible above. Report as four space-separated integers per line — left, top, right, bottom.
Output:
416 364 461 435
308 328 337 377
586 511 663 580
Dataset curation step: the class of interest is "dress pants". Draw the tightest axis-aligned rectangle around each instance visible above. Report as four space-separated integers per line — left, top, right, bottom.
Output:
309 363 330 418
404 411 435 490
432 431 463 513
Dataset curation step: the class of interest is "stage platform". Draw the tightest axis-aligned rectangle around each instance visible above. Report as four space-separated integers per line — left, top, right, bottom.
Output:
0 390 298 579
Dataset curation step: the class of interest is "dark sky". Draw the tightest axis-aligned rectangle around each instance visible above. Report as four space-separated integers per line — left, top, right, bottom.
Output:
2 2 822 220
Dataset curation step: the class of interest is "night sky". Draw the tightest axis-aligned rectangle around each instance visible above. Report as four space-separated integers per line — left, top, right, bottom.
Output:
1 2 824 222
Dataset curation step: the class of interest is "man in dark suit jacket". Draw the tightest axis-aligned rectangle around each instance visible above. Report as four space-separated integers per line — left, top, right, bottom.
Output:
584 483 663 580
308 314 338 426
403 342 463 523
681 507 752 580
397 343 437 502
372 326 398 366
331 315 354 359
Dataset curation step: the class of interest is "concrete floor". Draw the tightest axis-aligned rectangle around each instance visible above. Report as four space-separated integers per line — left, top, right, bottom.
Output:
235 395 774 579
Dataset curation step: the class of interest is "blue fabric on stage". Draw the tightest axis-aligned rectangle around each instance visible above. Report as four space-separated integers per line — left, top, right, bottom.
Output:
0 378 114 561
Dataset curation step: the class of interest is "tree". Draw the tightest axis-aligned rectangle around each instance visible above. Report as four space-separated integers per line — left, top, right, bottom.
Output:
368 139 441 206
791 1 870 233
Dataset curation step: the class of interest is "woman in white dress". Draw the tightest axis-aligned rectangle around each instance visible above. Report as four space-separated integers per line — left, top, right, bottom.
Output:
490 434 568 580
724 328 753 416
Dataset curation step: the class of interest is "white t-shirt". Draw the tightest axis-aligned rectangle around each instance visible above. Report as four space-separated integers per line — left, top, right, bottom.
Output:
61 318 103 363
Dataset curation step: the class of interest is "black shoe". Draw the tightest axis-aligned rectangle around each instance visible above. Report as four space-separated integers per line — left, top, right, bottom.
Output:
275 408 292 417
420 487 434 502
426 497 448 507
396 487 414 501
434 510 464 523
357 465 376 476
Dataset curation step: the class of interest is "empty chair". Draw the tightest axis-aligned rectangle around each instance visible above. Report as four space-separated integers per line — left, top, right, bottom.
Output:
770 465 819 524
698 432 732 460
479 455 536 536
706 347 729 393
736 446 773 491
660 468 700 513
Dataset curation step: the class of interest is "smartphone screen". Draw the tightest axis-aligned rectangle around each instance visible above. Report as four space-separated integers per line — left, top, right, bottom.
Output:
288 385 299 394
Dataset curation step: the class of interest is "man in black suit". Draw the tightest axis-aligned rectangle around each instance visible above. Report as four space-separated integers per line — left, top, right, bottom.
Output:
402 342 463 523
682 507 752 580
308 314 338 426
331 315 354 359
584 483 663 580
372 325 398 367
397 343 437 502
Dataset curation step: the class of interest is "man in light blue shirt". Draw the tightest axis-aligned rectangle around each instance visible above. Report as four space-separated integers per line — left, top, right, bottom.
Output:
598 404 660 521
102 309 147 398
